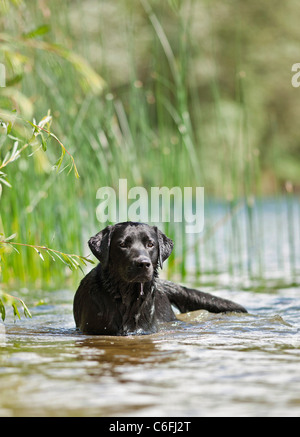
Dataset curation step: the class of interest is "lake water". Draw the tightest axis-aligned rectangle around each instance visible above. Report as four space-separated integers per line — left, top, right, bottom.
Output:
1 197 299 417
1 286 300 417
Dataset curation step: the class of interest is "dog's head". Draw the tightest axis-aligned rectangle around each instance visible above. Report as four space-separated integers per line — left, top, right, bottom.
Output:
88 222 173 283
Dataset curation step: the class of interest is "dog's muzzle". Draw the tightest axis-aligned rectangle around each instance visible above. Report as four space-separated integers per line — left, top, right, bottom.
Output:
126 256 154 282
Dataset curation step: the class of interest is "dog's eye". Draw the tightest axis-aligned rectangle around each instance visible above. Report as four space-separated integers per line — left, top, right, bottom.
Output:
147 241 154 248
119 242 126 248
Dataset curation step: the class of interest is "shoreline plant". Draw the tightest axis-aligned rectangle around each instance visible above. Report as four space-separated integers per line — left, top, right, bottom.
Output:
0 111 94 321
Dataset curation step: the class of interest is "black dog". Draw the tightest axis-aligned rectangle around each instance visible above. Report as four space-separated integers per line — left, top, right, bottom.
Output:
73 222 247 335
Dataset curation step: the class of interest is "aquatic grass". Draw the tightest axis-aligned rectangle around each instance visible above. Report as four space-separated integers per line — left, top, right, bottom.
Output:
0 109 97 319
0 0 299 296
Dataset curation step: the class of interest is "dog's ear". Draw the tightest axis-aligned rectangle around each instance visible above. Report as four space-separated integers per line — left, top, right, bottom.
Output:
155 227 174 269
88 225 113 269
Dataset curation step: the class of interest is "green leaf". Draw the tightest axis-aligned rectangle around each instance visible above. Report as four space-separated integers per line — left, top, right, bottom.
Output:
0 177 12 188
52 149 65 171
4 233 16 242
23 25 51 39
12 302 21 320
46 249 55 261
19 299 32 319
7 121 12 135
34 247 44 261
51 251 66 264
80 256 94 265
61 253 75 270
73 163 80 179
6 74 23 87
0 298 5 322
0 292 32 322
9 244 20 254
41 133 47 151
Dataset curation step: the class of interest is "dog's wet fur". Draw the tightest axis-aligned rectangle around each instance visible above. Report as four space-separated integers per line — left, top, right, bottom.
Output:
73 222 247 335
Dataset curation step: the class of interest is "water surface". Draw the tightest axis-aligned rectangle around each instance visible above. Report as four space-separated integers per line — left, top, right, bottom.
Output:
1 287 300 417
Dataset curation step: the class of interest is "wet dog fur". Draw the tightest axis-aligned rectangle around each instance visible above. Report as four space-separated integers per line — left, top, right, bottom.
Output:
73 222 247 335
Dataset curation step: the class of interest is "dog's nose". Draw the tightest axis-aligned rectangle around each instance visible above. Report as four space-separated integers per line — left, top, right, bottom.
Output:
136 257 151 269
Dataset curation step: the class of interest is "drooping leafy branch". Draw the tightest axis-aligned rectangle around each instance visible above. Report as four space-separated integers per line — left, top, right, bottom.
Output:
0 111 79 185
0 291 31 323
1 238 94 272
0 111 94 321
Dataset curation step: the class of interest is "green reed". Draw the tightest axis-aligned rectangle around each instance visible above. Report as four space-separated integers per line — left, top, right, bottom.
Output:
0 0 299 293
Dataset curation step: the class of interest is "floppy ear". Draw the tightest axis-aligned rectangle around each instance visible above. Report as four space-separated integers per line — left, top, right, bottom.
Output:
155 227 174 269
88 225 113 269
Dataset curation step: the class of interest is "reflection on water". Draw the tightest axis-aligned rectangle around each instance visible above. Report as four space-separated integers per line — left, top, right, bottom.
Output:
0 287 300 417
184 197 300 288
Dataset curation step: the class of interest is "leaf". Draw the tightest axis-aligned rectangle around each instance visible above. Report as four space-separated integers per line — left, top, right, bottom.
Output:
2 151 10 166
77 256 87 267
11 140 19 159
34 247 44 261
80 255 94 265
61 253 75 270
6 122 12 135
23 25 51 39
51 251 65 264
12 301 21 320
46 249 55 261
0 298 5 322
38 113 52 129
6 74 23 87
19 298 32 319
9 244 20 254
70 256 80 267
0 177 12 188
0 291 32 322
41 133 47 151
72 162 80 179
52 149 65 171
4 233 16 242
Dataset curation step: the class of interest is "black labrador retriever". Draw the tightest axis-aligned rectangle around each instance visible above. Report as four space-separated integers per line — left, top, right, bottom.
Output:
73 222 247 335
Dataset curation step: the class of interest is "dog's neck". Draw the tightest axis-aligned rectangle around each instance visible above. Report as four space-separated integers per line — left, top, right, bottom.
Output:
101 265 158 334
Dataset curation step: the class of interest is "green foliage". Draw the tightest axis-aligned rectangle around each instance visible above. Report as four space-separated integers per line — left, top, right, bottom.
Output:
0 289 31 322
0 0 299 306
0 111 94 321
0 112 78 178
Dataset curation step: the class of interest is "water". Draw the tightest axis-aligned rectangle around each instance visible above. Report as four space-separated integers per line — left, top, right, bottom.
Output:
1 287 300 417
183 197 300 287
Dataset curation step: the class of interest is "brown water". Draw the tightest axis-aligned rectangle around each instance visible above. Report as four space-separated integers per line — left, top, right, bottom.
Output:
1 288 300 417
